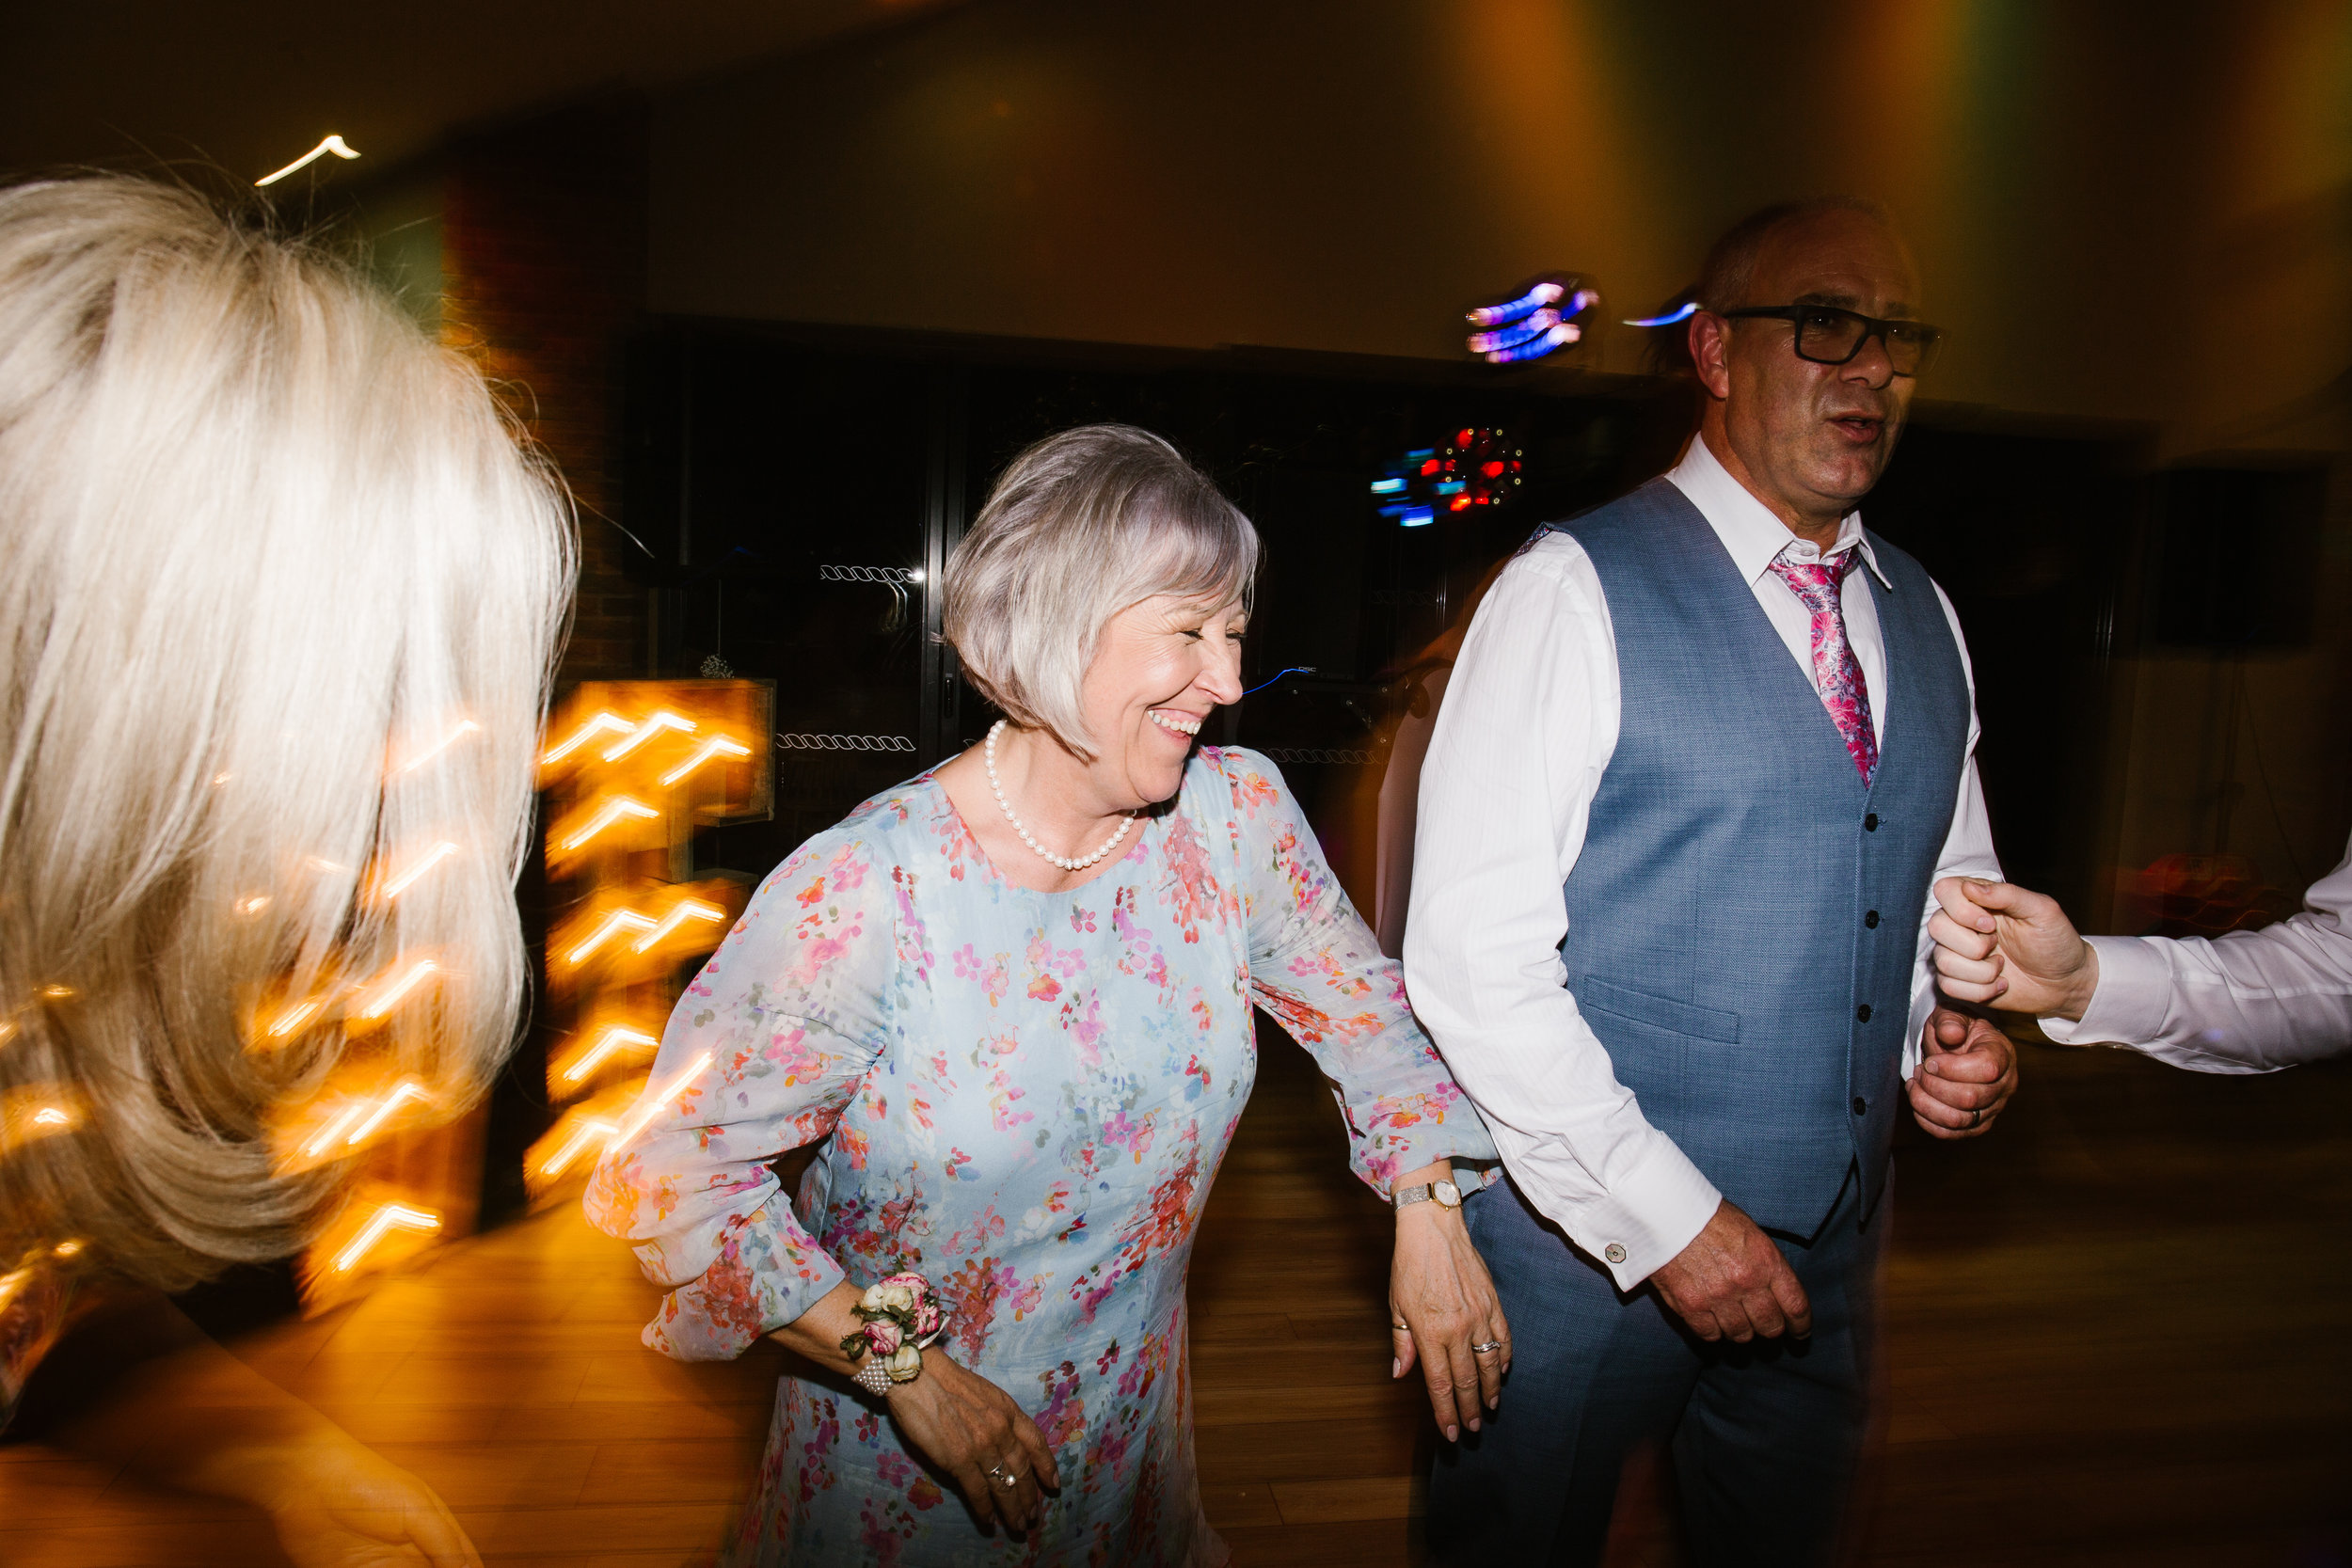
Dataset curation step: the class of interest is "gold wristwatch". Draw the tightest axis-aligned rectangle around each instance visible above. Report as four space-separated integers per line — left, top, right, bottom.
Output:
1393 1177 1462 1212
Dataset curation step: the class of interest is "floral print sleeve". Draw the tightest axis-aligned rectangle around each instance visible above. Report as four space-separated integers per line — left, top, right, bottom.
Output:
584 826 897 1362
1214 746 1499 1196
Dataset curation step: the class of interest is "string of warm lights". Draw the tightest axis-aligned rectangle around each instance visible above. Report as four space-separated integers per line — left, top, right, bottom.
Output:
555 1024 660 1086
357 958 439 1021
1 1088 84 1156
278 708 484 1304
255 135 361 187
564 910 660 965
601 710 696 762
523 681 768 1199
554 895 731 969
0 690 761 1307
342 1080 431 1146
539 1114 624 1179
294 1079 436 1163
556 796 660 854
613 1052 715 1150
543 711 635 766
266 997 324 1040
331 1201 439 1274
631 898 726 953
660 735 752 787
382 841 459 899
397 719 481 774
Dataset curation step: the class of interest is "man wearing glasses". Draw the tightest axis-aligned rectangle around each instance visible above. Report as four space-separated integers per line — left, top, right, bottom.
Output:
1409 198 2019 1565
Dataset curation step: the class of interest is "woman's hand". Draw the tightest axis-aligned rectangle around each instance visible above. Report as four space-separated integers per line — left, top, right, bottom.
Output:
769 1280 1056 1534
770 1279 1059 1535
255 1435 482 1568
1389 1167 1510 1443
885 1353 1062 1536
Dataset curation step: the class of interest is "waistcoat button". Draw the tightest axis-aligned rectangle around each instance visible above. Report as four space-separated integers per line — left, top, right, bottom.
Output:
1864 813 1879 832
1864 910 1880 928
1855 1004 1873 1022
1851 1096 1868 1117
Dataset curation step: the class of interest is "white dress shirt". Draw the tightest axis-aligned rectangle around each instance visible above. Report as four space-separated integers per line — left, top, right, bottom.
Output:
1404 434 2000 1291
2041 831 2352 1071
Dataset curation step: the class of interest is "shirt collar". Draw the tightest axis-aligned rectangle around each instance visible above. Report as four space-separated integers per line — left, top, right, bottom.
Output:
1664 433 1891 590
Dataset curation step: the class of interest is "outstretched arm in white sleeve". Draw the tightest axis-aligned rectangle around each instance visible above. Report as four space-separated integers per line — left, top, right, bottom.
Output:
1929 831 2352 1072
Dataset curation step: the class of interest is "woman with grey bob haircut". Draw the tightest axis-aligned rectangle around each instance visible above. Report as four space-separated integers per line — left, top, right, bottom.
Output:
943 423 1259 758
1 174 571 1567
592 423 1510 1566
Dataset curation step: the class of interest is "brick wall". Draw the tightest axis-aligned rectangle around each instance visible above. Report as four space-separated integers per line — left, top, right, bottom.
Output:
440 99 650 683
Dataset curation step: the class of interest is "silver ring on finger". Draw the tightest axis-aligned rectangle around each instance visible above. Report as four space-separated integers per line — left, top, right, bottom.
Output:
985 1464 1019 1488
1967 1107 1982 1128
1470 1339 1502 1354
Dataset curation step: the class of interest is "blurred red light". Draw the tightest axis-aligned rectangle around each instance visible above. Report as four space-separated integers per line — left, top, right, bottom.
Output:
1456 429 1474 447
1482 460 1505 477
1451 497 1471 511
1421 459 1440 475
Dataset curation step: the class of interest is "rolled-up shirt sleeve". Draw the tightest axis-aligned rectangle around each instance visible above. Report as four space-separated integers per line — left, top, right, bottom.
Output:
2042 832 2352 1072
584 833 894 1360
1404 538 1721 1291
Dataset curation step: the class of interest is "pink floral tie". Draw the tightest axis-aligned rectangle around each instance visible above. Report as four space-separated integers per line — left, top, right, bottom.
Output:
1767 547 1879 786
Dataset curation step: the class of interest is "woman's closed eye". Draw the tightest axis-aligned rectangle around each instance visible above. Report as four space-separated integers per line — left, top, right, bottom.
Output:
1177 620 1245 645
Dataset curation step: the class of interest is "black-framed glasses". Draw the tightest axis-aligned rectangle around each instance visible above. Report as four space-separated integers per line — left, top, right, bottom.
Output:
1723 305 1945 376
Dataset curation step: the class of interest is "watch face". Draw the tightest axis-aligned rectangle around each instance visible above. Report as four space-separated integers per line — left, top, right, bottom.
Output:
1435 1180 1462 1207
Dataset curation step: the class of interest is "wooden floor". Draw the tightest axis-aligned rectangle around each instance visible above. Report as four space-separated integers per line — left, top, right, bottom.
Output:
5 1031 2347 1566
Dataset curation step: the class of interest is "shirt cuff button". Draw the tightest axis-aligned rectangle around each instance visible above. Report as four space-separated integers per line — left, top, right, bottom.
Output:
1604 1243 1628 1264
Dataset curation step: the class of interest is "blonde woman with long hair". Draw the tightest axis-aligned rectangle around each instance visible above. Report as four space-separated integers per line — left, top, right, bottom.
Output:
0 175 571 1565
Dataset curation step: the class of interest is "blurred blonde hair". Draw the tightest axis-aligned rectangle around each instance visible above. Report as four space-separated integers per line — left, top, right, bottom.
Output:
943 424 1258 760
0 176 573 1289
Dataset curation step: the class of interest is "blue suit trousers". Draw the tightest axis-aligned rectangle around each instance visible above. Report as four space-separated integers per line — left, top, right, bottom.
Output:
1426 1167 1886 1567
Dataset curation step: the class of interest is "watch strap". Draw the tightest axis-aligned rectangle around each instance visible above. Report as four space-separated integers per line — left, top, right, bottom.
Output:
1394 1179 1460 1210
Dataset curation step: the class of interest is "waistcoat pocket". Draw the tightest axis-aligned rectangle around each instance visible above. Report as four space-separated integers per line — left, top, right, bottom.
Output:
1575 976 1741 1043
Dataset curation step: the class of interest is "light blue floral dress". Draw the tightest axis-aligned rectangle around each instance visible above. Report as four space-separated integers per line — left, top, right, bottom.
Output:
586 747 1496 1567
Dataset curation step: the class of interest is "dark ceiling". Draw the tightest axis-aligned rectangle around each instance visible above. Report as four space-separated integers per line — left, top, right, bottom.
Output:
2 0 967 187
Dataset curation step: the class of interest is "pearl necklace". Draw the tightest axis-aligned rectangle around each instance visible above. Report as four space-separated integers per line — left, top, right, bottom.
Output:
982 721 1136 873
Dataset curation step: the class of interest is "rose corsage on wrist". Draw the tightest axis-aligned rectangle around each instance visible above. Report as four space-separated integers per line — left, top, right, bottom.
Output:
839 1272 948 1397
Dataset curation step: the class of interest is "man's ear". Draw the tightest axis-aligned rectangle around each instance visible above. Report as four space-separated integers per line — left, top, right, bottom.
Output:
1688 311 1733 401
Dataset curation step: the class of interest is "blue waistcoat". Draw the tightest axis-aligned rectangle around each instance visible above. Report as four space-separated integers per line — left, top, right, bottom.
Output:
1549 478 1969 1239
